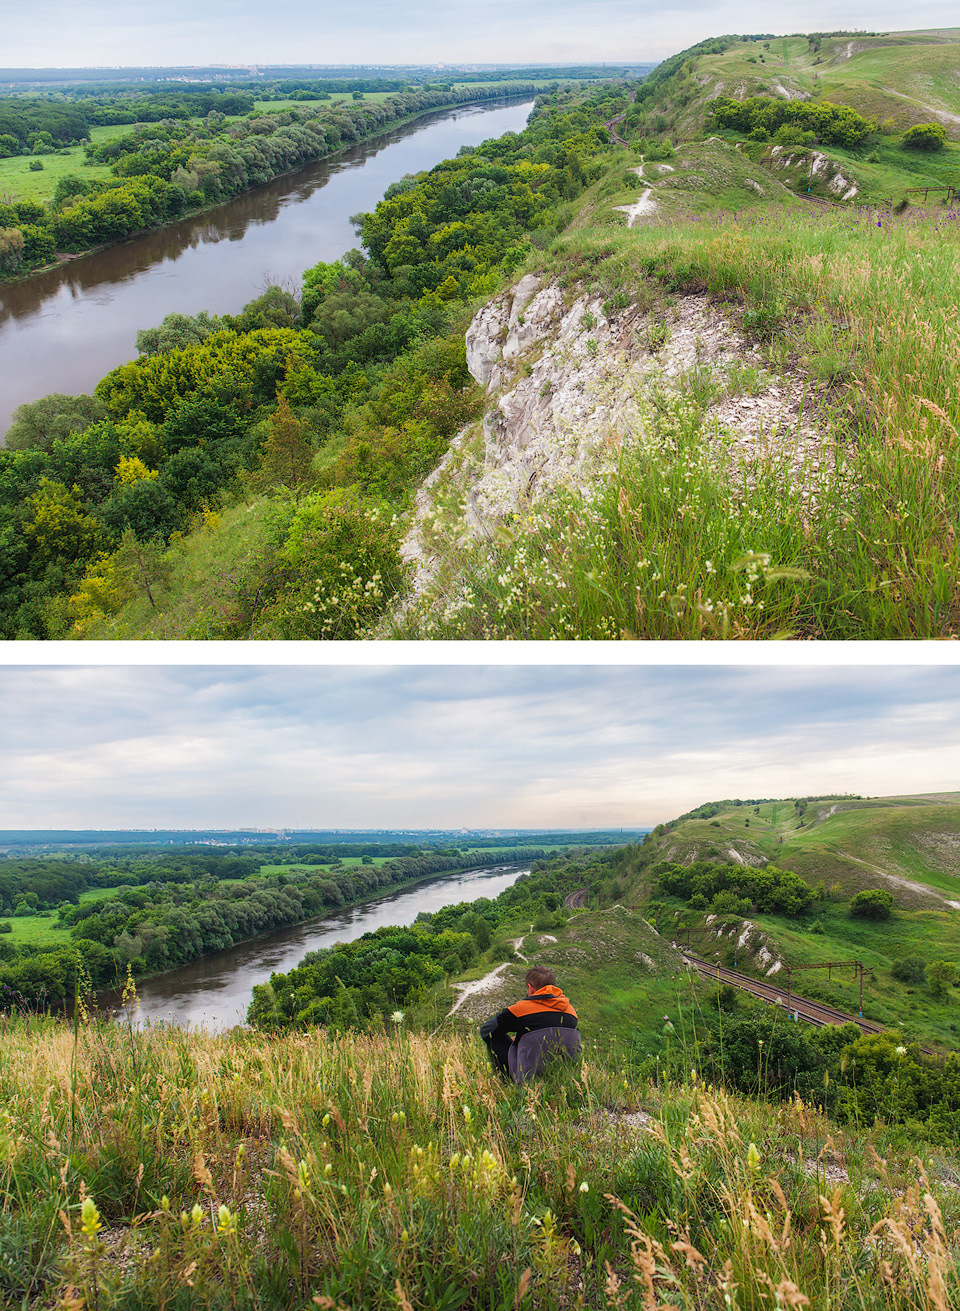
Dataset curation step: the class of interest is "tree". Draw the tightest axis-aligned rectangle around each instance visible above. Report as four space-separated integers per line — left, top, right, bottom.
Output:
5 393 106 452
927 960 957 999
902 123 947 152
0 228 25 273
23 478 104 569
135 311 224 357
248 396 316 497
850 888 894 920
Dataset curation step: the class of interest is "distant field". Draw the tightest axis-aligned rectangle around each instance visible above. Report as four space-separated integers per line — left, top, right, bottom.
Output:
249 91 397 113
258 856 394 873
1 885 118 947
0 124 129 205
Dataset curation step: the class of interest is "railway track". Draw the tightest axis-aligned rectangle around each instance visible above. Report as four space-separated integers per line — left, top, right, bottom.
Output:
682 952 889 1035
683 954 938 1055
564 888 590 909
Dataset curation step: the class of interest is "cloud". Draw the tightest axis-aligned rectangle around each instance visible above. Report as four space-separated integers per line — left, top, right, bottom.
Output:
0 665 958 830
3 1 958 67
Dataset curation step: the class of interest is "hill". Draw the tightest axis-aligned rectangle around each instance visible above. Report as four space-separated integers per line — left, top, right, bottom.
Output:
621 792 960 1047
3 38 960 640
1 895 959 1308
650 29 960 142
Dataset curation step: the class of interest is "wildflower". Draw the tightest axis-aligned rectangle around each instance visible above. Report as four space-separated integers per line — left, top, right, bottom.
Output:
80 1197 102 1240
322 1114 330 1127
217 1204 237 1237
324 1163 333 1176
190 1204 204 1227
579 1181 589 1194
747 1142 761 1175
391 1010 405 1024
896 1045 907 1056
462 1105 473 1125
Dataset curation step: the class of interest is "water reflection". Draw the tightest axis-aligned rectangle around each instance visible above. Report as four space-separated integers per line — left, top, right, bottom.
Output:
103 863 526 1032
0 98 534 433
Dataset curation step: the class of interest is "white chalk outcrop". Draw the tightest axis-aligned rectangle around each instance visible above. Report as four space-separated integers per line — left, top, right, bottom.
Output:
400 272 829 598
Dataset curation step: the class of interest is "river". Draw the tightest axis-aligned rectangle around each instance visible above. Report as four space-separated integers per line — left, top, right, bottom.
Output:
104 862 526 1031
0 97 534 436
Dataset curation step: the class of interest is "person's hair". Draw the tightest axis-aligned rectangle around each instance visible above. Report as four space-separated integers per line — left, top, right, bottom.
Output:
526 966 555 991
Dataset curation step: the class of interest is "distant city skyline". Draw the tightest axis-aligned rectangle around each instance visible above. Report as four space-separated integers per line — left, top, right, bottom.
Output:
0 664 958 831
3 1 957 70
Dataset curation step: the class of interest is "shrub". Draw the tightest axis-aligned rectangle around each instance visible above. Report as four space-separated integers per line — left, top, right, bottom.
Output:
901 123 947 152
849 888 894 920
927 960 958 999
891 956 926 984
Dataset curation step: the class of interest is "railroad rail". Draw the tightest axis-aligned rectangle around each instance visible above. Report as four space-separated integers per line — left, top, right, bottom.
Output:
683 953 938 1056
564 888 590 909
682 952 888 1035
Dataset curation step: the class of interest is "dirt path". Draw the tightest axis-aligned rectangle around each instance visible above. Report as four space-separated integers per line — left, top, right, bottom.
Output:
447 933 528 1016
614 187 657 227
837 849 960 907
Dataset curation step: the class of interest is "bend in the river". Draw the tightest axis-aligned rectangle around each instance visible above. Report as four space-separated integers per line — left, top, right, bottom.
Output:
0 97 534 437
104 862 526 1031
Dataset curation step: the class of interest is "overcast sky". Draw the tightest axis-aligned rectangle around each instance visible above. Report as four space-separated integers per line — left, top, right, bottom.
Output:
0 664 956 831
4 1 957 69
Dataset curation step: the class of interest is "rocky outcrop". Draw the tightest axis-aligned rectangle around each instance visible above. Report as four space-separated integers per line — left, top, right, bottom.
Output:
400 271 830 596
769 145 858 200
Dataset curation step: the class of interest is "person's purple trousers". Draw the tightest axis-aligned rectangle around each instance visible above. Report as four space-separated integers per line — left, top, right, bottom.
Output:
506 1027 582 1084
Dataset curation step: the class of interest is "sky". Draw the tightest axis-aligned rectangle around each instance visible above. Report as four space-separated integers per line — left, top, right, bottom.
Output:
0 663 958 831
3 0 958 69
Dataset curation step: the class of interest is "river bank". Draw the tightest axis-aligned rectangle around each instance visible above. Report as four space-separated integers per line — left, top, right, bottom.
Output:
0 91 539 289
96 861 528 1030
0 95 536 435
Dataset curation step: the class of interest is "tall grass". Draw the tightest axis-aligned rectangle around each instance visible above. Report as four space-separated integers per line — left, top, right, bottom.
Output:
1 1011 958 1308
395 203 960 639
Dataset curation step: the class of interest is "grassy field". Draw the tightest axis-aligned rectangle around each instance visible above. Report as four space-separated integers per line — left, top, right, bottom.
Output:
0 990 957 1308
1 886 119 947
0 124 127 205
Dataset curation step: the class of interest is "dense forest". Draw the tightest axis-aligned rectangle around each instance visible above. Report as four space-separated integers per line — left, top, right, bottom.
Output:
0 83 632 639
0 845 547 1005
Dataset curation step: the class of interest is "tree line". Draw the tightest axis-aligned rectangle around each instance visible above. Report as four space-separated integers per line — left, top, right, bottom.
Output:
0 83 544 274
0 847 547 1006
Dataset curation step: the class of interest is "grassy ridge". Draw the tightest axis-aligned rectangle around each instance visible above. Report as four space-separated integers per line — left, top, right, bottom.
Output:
1 1004 958 1309
654 794 960 899
395 150 960 640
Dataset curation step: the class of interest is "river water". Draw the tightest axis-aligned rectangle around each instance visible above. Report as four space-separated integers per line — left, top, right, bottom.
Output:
0 97 534 436
105 863 526 1031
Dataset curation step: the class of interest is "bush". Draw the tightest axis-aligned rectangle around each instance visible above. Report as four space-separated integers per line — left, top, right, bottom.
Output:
901 123 947 152
927 960 958 999
849 888 894 920
891 956 926 984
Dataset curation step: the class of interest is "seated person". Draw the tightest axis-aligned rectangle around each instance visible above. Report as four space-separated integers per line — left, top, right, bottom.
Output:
480 966 581 1083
